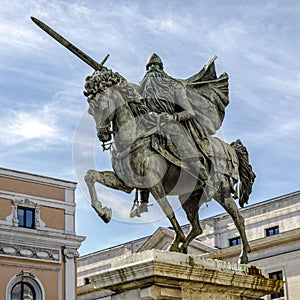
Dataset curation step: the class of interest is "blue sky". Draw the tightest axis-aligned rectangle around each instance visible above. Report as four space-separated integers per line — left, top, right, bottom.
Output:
1 1 300 255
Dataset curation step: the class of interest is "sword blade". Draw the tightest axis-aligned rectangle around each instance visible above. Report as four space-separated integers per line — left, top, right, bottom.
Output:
31 17 108 70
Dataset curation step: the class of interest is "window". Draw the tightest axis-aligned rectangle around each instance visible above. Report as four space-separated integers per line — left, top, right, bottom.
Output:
17 207 35 229
9 199 44 229
269 271 284 299
229 237 241 246
11 282 36 300
266 226 279 237
7 271 43 300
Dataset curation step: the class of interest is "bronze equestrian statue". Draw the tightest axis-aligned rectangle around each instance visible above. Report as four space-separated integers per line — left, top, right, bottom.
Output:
32 17 255 264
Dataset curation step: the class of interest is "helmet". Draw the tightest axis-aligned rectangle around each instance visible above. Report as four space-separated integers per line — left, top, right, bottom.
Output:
146 53 163 71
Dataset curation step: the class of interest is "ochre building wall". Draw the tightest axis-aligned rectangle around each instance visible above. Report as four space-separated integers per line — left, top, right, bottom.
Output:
0 176 65 200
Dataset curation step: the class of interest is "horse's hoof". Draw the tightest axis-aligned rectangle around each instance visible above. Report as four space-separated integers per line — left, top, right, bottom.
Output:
180 245 188 254
100 207 112 223
168 244 180 252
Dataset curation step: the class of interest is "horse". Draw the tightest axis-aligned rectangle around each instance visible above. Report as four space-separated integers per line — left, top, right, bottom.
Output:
83 69 255 264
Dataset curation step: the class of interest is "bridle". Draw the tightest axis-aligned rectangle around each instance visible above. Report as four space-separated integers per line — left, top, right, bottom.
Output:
97 123 114 151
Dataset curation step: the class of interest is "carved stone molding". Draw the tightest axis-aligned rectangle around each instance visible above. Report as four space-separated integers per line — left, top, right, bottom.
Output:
0 242 60 263
16 270 35 279
63 248 79 262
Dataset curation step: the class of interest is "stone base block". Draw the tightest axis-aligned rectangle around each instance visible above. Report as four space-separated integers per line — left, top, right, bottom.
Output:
79 249 283 300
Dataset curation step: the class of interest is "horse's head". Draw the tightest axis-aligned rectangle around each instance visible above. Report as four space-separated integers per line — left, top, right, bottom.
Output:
84 69 126 145
89 89 114 143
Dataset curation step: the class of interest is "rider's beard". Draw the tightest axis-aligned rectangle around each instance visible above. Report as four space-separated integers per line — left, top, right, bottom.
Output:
140 68 172 96
140 68 175 114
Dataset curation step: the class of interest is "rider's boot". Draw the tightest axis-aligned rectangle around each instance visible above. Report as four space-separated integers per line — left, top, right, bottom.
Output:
140 190 150 213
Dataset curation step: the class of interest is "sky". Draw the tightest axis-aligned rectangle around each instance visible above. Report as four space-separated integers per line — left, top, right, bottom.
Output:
1 1 300 256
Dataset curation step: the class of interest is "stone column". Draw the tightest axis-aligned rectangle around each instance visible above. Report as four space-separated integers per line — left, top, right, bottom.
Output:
79 249 284 300
63 248 79 300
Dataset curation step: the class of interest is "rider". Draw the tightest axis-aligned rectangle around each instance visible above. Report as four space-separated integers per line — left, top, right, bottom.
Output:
133 54 210 214
140 53 208 178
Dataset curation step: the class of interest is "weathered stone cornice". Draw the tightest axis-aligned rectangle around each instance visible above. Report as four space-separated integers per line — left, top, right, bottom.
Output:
0 224 85 249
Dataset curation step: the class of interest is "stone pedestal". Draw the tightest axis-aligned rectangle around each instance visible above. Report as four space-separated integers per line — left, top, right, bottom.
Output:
79 250 283 300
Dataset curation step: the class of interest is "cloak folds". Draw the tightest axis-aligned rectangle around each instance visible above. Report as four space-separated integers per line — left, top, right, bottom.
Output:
182 56 229 136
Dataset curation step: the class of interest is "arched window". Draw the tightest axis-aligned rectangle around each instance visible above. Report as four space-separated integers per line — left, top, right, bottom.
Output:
7 271 44 300
11 282 36 300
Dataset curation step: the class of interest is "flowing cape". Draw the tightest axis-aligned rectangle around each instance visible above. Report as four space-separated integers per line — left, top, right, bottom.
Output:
181 56 229 135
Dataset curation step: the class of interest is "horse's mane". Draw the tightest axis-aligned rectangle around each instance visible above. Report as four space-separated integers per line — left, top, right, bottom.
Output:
84 68 150 117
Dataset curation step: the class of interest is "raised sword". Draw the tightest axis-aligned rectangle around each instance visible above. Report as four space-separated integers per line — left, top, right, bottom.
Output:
31 17 109 70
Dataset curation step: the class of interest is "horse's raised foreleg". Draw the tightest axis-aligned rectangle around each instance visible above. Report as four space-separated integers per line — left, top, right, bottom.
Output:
84 169 133 223
150 183 185 252
179 191 203 254
215 186 251 264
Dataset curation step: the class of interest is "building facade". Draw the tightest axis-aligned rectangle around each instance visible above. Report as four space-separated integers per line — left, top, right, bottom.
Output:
77 191 300 300
0 167 85 300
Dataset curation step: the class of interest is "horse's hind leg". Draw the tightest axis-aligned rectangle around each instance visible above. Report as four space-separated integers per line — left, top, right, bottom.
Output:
149 183 185 252
85 169 133 223
179 191 203 254
214 184 251 264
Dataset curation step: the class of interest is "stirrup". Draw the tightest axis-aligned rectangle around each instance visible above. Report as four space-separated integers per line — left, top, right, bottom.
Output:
130 203 150 218
130 189 152 218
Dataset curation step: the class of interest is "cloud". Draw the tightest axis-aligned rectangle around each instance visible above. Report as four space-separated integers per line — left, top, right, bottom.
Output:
3 110 57 141
0 108 65 156
0 80 85 153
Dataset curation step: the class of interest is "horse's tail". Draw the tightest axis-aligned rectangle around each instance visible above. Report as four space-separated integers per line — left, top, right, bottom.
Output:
231 139 256 208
